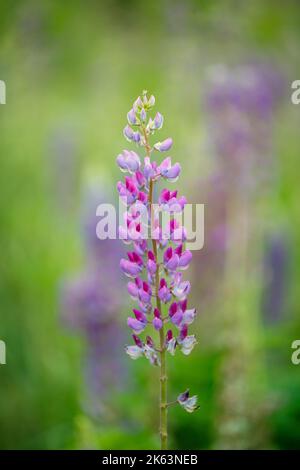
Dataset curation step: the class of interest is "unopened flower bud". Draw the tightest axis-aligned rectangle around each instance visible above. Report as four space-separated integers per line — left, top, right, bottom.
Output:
127 109 137 125
148 95 155 107
133 132 141 143
123 125 134 142
140 108 147 122
154 137 173 152
133 96 143 111
154 112 163 129
146 335 154 348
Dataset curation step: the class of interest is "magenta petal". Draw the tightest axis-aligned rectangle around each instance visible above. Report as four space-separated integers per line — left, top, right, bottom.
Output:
133 308 147 322
166 330 173 341
135 277 143 289
146 336 154 348
175 244 183 256
159 188 170 204
154 137 173 152
143 281 151 293
117 153 127 169
180 299 188 312
135 170 145 187
132 334 143 348
179 324 188 340
169 302 178 317
154 307 161 318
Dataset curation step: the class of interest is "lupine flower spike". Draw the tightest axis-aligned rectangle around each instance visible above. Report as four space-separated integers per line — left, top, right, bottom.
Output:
117 91 198 450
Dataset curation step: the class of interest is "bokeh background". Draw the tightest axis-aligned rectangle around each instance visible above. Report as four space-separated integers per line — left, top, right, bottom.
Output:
1 0 300 450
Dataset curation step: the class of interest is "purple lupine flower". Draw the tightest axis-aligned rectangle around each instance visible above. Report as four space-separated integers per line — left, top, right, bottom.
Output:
117 177 139 205
177 324 197 355
154 137 173 152
126 334 144 359
147 250 157 275
175 244 193 270
143 156 157 180
117 149 141 173
165 329 177 355
153 307 163 331
163 246 179 272
158 188 186 212
120 258 142 277
158 278 172 303
205 64 283 191
158 157 181 182
169 302 183 326
117 91 199 449
177 389 199 413
123 125 134 142
127 108 137 125
167 301 196 330
140 281 152 304
127 308 147 334
168 218 187 244
149 111 164 130
171 272 191 300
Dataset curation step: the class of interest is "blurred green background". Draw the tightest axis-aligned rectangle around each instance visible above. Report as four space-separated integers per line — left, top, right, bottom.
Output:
1 0 300 449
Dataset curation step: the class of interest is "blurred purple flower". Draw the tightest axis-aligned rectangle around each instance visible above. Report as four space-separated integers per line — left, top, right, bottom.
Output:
205 64 283 191
262 234 288 324
60 183 126 415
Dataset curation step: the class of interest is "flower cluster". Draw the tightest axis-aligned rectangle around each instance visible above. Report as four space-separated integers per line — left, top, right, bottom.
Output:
116 91 198 417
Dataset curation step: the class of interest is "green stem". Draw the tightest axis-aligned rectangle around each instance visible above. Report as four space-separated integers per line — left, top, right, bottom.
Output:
144 126 168 450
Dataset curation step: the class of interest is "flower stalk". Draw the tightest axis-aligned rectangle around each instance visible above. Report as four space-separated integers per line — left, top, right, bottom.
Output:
145 127 168 449
117 91 199 450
